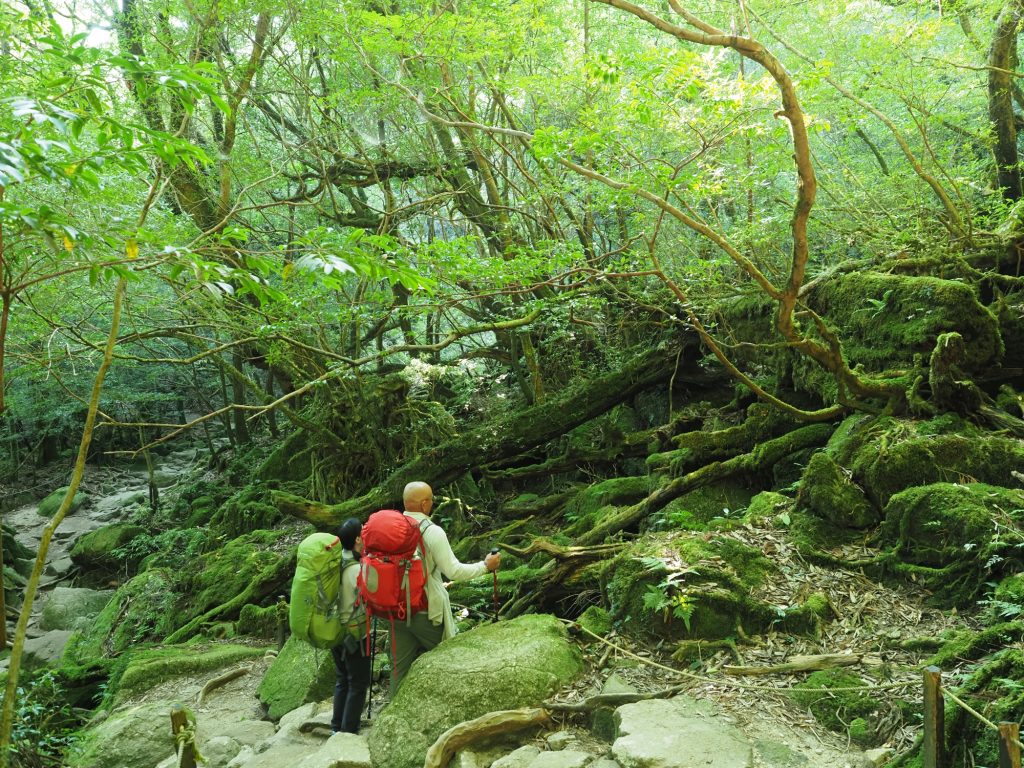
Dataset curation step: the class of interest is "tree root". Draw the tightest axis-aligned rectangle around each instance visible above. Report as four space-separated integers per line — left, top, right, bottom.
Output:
579 422 835 545
723 653 862 676
542 683 688 713
196 665 250 705
423 708 551 768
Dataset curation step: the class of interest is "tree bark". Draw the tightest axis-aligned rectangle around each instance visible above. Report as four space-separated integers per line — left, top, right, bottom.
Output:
990 0 1024 201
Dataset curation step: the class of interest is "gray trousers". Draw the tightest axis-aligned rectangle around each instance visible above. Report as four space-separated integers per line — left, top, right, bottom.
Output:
390 611 444 696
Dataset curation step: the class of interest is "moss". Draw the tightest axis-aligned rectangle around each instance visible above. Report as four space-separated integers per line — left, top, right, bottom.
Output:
258 429 313 484
171 528 294 636
825 415 1024 508
37 486 87 517
605 532 786 640
185 495 217 528
257 634 335 720
880 483 1024 605
671 638 737 664
789 669 879 733
848 718 874 747
744 492 793 523
655 482 757 529
209 486 284 539
797 451 879 529
63 569 178 663
69 524 146 573
577 605 613 637
564 477 651 535
110 643 266 704
237 603 280 639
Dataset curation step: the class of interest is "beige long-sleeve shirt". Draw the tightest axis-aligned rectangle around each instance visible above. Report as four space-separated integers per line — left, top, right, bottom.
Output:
404 511 488 639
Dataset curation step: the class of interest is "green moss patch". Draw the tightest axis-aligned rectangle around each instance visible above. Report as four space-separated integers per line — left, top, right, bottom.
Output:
70 523 146 575
37 486 87 518
111 643 266 704
257 635 335 720
565 476 651 534
797 451 879 529
789 669 880 734
209 486 284 538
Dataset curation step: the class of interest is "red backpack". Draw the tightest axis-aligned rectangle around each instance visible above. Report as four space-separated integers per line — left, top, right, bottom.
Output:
357 509 432 622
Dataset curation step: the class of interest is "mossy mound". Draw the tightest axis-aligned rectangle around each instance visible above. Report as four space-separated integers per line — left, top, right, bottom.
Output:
208 486 284 538
368 614 582 768
110 642 267 704
789 669 880 736
236 602 281 639
577 605 613 637
258 428 314 483
606 533 800 640
564 476 650 534
826 414 1024 507
879 482 1024 605
797 451 879 529
37 486 87 517
743 491 793 523
69 523 146 574
173 528 295 635
67 701 175 768
654 482 756 530
63 568 178 663
257 634 335 720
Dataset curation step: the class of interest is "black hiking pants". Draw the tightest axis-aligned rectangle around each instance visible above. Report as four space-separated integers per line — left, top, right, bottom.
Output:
331 641 371 733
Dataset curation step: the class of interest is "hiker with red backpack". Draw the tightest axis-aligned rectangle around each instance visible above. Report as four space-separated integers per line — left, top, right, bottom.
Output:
358 481 500 695
329 517 371 733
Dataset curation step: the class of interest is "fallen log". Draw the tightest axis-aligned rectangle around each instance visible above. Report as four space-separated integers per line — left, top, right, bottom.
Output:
274 343 697 527
423 708 551 768
578 422 835 545
723 652 862 676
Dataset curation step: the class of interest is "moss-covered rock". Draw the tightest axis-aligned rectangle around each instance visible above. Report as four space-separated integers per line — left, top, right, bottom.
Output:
67 701 175 768
606 532 798 640
37 486 87 517
368 614 581 768
879 482 1024 604
39 587 114 632
577 605 613 637
825 414 1024 507
63 569 178 663
797 452 879 529
257 635 335 720
237 602 281 640
111 643 266 704
789 669 879 734
209 486 284 539
564 476 651 535
744 492 794 523
69 523 146 573
654 482 757 530
258 429 313 484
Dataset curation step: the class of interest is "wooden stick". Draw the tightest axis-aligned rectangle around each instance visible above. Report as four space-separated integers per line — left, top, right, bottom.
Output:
723 653 862 676
1000 722 1020 768
423 708 550 768
923 666 945 768
170 705 197 768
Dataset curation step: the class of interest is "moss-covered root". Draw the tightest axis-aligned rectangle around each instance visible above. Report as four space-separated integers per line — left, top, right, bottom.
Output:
163 553 295 644
579 423 835 545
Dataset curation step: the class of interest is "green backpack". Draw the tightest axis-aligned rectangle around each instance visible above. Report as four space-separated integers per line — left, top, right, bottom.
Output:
289 532 365 649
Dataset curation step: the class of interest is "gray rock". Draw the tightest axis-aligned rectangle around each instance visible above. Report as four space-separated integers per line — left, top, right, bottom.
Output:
593 673 638 741
368 615 582 768
547 731 575 750
590 760 623 768
200 736 245 768
91 490 148 521
22 629 72 670
612 698 752 768
43 556 74 579
257 636 334 720
296 732 371 768
492 745 542 768
755 739 809 768
527 751 593 768
68 701 176 768
39 587 114 631
863 747 895 768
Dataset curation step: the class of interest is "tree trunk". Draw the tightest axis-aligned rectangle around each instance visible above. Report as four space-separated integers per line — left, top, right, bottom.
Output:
990 0 1023 201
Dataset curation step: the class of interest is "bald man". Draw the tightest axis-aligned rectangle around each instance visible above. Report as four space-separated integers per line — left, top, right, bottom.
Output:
391 481 500 694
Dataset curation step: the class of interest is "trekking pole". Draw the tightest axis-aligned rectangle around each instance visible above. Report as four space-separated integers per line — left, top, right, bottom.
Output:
490 547 500 622
366 617 377 720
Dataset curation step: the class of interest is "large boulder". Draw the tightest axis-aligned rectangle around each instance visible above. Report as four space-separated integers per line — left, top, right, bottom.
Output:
879 482 1024 605
368 614 582 768
612 696 752 768
69 523 146 573
68 701 176 768
37 486 88 518
39 587 114 631
257 635 334 720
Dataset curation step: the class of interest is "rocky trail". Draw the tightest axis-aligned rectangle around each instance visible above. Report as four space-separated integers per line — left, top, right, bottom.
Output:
2 447 955 768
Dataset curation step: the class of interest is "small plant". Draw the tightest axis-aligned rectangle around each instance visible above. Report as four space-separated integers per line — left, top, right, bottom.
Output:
640 557 698 632
5 670 79 767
